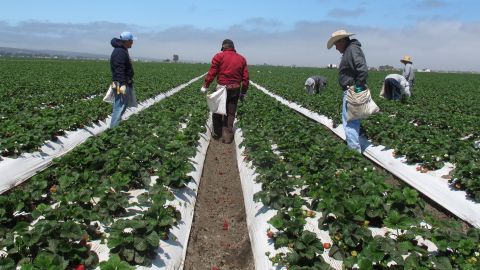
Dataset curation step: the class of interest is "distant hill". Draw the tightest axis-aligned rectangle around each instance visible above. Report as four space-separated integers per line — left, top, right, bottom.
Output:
0 47 162 62
0 46 109 60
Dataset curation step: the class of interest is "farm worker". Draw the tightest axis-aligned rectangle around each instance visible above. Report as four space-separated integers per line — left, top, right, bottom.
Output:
401 55 415 95
304 76 327 94
380 74 411 100
109 31 138 128
201 39 249 144
327 29 368 153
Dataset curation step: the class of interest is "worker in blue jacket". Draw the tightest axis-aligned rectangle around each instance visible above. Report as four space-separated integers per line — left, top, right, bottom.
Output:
109 31 137 128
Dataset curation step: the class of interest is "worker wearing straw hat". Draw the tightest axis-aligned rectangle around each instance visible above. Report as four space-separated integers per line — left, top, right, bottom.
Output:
401 55 415 95
327 29 368 153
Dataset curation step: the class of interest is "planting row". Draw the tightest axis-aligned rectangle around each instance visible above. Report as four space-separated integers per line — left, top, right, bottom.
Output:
236 87 480 269
0 80 209 269
249 66 480 202
0 58 207 157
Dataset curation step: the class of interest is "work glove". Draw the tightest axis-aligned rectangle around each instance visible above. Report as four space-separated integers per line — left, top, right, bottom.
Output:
200 86 208 94
112 82 127 95
118 85 127 94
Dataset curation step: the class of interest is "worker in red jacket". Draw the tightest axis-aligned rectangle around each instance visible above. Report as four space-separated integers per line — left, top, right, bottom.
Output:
201 39 249 144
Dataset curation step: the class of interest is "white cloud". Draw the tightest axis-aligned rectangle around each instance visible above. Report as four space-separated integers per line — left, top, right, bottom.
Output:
0 19 478 71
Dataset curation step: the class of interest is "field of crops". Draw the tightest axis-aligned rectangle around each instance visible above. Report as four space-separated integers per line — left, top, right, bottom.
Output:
0 58 208 157
0 59 479 269
237 85 480 269
249 66 480 202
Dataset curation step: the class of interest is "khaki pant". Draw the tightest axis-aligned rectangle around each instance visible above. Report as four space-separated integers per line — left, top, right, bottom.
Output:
212 88 240 143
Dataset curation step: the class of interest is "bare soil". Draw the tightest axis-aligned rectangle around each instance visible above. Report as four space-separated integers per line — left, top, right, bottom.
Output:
184 137 254 270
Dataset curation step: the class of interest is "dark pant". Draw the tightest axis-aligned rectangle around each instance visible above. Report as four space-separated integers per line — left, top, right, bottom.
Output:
384 78 402 100
212 88 240 140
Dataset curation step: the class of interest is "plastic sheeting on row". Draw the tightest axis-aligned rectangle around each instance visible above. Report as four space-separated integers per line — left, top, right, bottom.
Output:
89 119 211 269
250 81 480 228
234 128 281 270
0 74 205 194
235 128 343 270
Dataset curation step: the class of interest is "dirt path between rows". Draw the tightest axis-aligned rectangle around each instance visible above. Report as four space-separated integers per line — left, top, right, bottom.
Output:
184 137 254 270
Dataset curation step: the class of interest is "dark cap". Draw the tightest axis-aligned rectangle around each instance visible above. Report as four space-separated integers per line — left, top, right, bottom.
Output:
221 39 234 51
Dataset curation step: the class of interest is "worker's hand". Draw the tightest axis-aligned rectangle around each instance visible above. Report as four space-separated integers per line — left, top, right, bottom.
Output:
239 93 246 103
118 85 127 95
200 86 208 94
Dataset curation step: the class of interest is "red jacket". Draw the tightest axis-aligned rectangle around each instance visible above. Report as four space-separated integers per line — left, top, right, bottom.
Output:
204 48 249 92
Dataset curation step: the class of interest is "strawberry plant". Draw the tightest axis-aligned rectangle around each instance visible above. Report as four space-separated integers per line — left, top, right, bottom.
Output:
280 231 327 268
2 220 98 268
16 252 68 270
99 255 134 270
107 218 161 266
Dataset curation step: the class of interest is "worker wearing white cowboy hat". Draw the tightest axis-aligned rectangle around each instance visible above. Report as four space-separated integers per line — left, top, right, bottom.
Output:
401 55 415 95
327 29 368 153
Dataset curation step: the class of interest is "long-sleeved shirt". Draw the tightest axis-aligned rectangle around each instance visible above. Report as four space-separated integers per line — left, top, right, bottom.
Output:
204 48 249 92
338 39 368 90
402 63 415 84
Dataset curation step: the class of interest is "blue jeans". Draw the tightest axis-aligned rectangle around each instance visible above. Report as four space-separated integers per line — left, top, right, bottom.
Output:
342 90 361 153
110 86 132 128
384 78 402 100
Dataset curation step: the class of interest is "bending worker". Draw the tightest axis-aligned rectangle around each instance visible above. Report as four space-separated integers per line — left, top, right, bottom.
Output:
305 75 327 94
380 74 411 100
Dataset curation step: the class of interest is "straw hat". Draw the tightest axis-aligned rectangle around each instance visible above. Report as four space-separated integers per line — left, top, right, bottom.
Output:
400 55 412 63
327 29 354 49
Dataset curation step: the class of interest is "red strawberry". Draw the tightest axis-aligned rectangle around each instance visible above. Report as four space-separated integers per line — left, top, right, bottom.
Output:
323 242 331 249
223 220 229 230
75 265 85 270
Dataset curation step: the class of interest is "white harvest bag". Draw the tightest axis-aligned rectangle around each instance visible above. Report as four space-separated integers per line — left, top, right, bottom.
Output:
206 85 227 115
346 86 380 121
102 85 114 103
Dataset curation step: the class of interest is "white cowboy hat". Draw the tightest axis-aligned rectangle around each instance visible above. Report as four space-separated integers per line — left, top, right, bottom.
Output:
327 29 354 49
400 55 413 63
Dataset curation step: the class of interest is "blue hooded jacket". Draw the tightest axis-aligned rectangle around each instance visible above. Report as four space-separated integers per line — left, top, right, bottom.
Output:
110 38 134 85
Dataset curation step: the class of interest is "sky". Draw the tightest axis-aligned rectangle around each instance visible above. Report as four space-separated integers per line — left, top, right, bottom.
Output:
1 0 480 71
